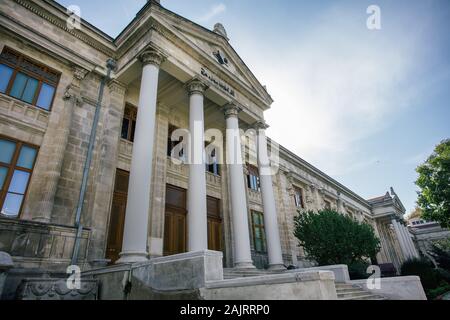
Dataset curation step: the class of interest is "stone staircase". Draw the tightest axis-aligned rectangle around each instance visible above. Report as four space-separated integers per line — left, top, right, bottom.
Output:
224 268 388 300
223 268 281 279
335 283 388 300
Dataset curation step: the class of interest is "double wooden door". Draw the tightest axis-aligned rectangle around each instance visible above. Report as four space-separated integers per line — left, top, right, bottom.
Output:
163 184 223 256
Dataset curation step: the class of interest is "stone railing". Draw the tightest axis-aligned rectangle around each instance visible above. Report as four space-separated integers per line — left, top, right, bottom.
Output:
206 172 222 186
166 157 222 191
0 93 49 136
166 156 188 178
0 218 90 271
247 188 262 204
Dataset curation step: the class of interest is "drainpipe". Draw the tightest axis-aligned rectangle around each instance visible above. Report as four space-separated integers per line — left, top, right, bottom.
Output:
71 58 117 266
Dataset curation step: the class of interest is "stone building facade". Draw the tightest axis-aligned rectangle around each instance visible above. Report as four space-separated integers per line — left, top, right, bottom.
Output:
0 0 418 274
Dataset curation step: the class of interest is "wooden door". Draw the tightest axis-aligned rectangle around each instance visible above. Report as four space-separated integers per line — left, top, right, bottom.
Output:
105 169 129 264
163 184 187 256
207 196 223 252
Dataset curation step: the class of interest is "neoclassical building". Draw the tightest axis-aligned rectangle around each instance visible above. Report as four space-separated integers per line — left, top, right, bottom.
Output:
0 0 419 274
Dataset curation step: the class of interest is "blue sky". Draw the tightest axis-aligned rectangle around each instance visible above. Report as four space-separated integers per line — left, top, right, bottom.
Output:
57 0 450 215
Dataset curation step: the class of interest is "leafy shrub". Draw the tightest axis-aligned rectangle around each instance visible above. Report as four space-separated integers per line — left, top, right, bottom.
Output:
427 282 450 300
400 258 442 291
293 209 381 267
429 243 450 272
348 261 371 280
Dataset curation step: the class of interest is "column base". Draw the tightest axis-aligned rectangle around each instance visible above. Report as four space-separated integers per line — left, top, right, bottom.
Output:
268 264 286 271
234 261 256 269
115 251 149 264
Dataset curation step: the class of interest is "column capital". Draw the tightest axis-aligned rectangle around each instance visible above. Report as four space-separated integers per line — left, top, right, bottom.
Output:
252 120 270 131
223 103 242 119
139 49 165 67
186 78 208 96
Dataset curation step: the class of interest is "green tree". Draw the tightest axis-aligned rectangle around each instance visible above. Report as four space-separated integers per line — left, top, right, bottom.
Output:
293 209 381 266
416 139 450 228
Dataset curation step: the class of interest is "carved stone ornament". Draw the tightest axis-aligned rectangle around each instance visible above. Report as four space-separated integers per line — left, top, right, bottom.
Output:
213 23 228 39
73 67 89 81
223 103 242 119
253 120 269 131
186 78 208 96
17 278 98 300
139 49 165 67
63 84 83 106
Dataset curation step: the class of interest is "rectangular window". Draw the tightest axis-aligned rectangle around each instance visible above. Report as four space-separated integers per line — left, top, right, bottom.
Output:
0 136 38 218
205 144 220 176
294 186 305 209
167 124 185 162
0 47 60 111
252 211 267 253
121 104 137 142
247 164 260 192
324 200 331 210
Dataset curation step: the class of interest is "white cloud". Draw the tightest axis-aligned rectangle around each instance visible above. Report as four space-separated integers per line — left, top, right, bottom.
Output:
257 4 431 177
197 3 226 23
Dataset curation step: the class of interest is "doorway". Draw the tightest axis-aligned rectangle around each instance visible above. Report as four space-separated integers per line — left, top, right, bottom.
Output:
105 169 129 264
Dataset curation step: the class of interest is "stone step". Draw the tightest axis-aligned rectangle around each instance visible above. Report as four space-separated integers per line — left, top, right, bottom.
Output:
335 283 389 300
336 287 364 293
339 294 387 300
223 268 278 279
337 291 374 299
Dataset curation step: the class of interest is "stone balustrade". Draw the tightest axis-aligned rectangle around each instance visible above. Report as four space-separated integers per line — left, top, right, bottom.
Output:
0 218 90 271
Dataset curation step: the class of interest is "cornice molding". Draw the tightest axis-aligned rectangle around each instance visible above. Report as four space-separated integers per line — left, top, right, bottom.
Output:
14 0 115 57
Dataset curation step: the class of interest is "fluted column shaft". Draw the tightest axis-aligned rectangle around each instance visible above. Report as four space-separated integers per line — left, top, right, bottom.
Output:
186 79 208 252
224 104 254 268
117 50 164 264
392 218 411 261
255 121 285 270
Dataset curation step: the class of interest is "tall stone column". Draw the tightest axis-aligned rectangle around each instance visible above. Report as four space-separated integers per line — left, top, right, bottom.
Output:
407 228 419 258
186 78 208 252
23 66 88 222
255 121 285 270
391 218 410 261
401 224 419 258
117 49 164 264
224 104 254 268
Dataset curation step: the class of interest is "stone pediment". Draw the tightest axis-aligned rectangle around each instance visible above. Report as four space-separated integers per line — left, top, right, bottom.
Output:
150 9 273 106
